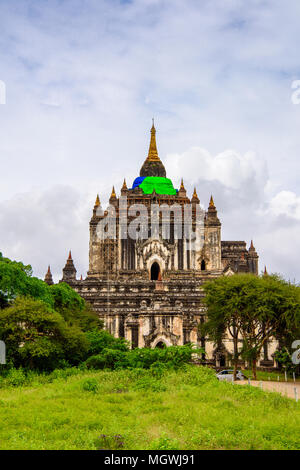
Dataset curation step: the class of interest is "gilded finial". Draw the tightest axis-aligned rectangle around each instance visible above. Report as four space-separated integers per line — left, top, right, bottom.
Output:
94 194 100 207
122 178 127 190
209 195 215 208
180 178 185 190
110 186 116 198
264 266 268 276
68 250 72 260
192 187 199 200
146 121 160 162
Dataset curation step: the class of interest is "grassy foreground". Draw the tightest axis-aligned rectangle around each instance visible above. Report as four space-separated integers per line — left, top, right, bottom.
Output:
0 365 299 450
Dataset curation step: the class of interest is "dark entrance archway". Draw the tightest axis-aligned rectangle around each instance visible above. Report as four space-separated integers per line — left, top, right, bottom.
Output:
151 262 160 280
220 354 226 367
155 341 167 349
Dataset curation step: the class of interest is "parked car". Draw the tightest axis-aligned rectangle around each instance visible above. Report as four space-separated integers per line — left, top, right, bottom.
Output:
216 370 247 381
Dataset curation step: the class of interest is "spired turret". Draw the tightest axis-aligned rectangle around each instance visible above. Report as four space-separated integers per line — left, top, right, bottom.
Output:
139 121 166 177
203 195 222 271
62 251 77 281
247 240 259 275
44 265 54 285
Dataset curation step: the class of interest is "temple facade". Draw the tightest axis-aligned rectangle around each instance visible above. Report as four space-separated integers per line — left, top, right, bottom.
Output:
46 124 276 367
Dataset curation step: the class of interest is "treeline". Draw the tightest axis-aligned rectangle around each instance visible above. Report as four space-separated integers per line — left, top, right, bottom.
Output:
0 253 197 372
202 273 300 379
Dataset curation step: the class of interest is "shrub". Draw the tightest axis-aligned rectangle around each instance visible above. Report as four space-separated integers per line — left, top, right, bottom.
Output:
81 378 99 393
6 368 27 387
86 330 129 356
86 349 128 370
85 345 200 371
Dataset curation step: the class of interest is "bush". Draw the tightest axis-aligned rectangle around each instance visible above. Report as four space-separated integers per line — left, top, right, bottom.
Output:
81 378 99 393
86 349 128 370
85 345 200 371
86 330 129 356
6 368 27 387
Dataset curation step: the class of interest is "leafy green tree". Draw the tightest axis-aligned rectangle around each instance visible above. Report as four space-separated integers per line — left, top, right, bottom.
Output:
239 274 300 378
203 273 300 380
0 297 89 370
49 283 102 331
0 253 53 309
202 275 247 380
274 348 297 374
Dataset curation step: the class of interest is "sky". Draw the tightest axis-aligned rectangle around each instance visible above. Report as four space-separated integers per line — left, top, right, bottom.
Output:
0 0 300 282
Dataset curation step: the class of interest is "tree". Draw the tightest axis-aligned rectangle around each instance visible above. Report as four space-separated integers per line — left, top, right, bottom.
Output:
0 297 89 370
239 274 300 378
203 273 300 380
202 275 247 380
0 253 53 309
49 283 103 331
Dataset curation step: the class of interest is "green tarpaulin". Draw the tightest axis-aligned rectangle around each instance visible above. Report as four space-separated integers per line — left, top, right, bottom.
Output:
139 176 177 195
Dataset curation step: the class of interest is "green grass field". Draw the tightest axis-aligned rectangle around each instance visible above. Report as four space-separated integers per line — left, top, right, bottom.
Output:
0 366 299 450
242 369 300 382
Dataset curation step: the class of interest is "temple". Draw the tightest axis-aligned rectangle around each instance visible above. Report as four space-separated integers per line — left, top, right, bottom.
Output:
45 123 276 367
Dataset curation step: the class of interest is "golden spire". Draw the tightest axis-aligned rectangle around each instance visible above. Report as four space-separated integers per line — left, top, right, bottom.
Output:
264 266 268 276
68 250 72 260
192 187 199 200
180 178 185 190
122 178 127 190
94 194 100 207
146 120 160 162
209 195 215 208
110 186 116 199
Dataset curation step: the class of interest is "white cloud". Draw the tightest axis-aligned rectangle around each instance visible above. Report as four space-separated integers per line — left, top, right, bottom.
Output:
164 148 267 190
266 190 300 220
0 0 300 281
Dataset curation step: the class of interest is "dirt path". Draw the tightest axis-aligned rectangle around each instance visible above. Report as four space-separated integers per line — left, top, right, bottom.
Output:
237 380 300 400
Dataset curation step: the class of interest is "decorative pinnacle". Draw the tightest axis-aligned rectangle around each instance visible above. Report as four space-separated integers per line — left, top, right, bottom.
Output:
68 250 72 260
264 266 268 275
192 187 199 200
180 178 185 190
94 194 100 207
110 186 116 198
209 195 215 208
122 178 127 190
44 265 54 285
146 120 160 162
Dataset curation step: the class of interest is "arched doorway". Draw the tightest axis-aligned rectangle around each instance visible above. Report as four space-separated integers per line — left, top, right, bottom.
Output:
155 341 167 349
151 262 160 280
220 354 226 367
201 260 206 271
